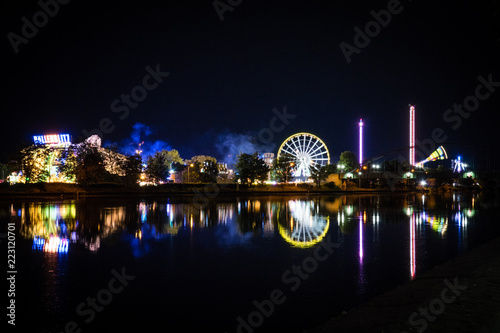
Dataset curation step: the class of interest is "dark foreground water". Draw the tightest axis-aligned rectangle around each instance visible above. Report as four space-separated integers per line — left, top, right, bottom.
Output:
2 192 500 333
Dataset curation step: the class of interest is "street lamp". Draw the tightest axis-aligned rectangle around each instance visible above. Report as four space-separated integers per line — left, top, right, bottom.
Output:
188 163 194 183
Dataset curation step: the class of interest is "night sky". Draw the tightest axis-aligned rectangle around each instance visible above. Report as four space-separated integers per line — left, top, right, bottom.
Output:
3 1 500 168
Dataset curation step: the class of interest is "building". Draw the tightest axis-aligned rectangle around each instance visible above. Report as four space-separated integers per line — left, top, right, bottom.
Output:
263 153 274 167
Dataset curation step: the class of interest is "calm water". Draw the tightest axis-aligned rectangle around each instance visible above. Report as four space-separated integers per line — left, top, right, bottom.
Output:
3 192 500 333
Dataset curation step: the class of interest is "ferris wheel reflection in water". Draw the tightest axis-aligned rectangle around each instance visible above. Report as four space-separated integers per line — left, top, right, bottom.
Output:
277 200 330 248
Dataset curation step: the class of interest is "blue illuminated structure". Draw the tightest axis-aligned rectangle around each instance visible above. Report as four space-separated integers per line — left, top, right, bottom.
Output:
452 156 468 173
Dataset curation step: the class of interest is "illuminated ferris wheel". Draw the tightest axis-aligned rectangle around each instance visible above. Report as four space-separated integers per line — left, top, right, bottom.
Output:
277 133 330 179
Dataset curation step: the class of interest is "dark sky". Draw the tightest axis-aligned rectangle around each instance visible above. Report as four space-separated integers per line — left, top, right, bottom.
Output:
3 1 500 169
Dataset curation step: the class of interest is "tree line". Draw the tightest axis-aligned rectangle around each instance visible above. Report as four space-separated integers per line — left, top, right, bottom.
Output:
9 139 363 186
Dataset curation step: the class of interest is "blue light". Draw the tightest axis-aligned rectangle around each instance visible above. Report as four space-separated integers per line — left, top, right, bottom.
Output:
32 236 45 250
33 236 69 253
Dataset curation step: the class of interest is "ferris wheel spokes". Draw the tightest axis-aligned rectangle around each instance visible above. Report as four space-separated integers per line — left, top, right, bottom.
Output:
277 133 330 181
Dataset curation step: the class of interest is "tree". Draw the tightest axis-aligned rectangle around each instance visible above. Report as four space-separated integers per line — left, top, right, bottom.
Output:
235 152 270 184
271 152 296 182
323 164 337 176
120 154 143 186
199 159 219 183
160 149 184 170
145 152 168 183
309 165 324 186
182 156 219 183
20 145 51 183
190 155 218 183
309 164 337 186
74 142 107 185
58 147 77 182
339 151 358 171
182 163 199 183
189 155 217 165
0 163 8 180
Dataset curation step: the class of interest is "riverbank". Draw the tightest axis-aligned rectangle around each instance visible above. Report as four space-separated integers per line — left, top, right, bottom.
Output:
0 182 423 197
307 235 500 333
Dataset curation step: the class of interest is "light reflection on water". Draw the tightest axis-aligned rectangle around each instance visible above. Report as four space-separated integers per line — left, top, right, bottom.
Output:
14 193 480 268
5 192 499 333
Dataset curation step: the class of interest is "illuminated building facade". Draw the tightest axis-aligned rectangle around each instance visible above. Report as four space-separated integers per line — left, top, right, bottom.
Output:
263 153 274 168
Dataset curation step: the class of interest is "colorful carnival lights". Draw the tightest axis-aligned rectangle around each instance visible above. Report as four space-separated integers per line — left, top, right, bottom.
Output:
416 146 448 168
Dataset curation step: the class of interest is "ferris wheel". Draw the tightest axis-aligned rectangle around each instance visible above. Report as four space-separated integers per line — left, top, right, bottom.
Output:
277 133 330 179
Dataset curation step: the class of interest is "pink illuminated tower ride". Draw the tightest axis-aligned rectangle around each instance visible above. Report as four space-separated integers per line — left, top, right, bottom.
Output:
409 105 415 166
359 119 364 167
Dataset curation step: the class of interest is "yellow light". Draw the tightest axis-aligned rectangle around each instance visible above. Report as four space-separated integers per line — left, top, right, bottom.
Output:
278 217 330 248
277 133 331 165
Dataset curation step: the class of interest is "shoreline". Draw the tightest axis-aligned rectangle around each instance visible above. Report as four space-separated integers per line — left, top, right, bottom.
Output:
0 182 460 198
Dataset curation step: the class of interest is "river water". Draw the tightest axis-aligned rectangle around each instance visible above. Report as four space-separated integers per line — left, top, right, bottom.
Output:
3 192 500 332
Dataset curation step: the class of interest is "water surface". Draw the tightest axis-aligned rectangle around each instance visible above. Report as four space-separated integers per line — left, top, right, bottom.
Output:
3 192 500 332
